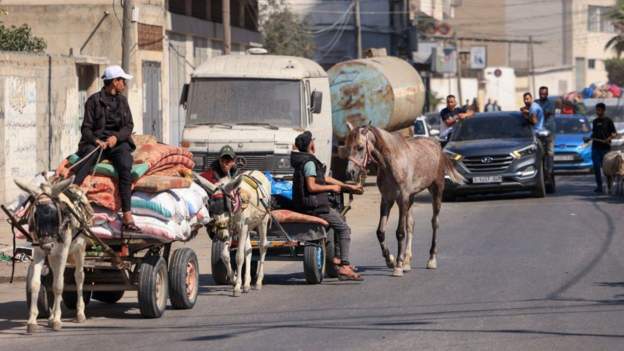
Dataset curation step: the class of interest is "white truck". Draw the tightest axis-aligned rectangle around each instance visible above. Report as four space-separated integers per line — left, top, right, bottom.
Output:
180 51 332 175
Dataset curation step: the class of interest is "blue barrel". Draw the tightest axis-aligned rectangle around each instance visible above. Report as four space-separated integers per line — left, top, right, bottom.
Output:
328 56 425 140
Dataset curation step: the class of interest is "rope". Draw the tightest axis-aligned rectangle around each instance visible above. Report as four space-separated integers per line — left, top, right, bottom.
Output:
66 145 103 172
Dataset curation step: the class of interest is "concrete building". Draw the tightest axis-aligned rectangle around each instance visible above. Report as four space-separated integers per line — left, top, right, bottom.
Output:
0 0 261 147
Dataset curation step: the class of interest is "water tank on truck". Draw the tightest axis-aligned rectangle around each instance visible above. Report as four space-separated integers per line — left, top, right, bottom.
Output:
328 55 426 178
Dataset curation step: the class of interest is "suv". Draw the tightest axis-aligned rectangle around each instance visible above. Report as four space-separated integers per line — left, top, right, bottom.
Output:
442 112 554 200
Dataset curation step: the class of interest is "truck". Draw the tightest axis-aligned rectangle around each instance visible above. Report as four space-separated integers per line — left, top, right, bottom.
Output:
180 50 426 177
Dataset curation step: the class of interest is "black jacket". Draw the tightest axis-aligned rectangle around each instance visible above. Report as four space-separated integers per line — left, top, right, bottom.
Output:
79 90 135 150
291 151 329 215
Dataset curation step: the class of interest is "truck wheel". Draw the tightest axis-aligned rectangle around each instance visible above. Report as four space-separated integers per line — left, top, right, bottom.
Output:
303 242 325 284
26 264 53 318
62 268 91 310
169 248 199 310
533 164 546 198
211 240 231 285
137 256 168 318
92 291 124 304
325 229 339 278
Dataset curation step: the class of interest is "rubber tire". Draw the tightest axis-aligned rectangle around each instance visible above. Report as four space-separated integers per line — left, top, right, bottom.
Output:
168 248 199 310
303 242 325 284
26 264 53 319
533 164 546 198
325 229 339 278
137 256 168 319
92 291 124 304
211 240 231 285
62 268 91 310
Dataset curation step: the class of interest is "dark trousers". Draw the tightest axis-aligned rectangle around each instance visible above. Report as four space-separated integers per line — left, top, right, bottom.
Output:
73 142 133 212
317 208 351 264
592 148 609 190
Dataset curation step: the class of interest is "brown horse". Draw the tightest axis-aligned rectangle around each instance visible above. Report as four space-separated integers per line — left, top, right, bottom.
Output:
345 125 464 276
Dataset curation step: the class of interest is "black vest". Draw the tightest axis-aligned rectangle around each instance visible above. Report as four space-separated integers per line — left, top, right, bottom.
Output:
291 152 330 215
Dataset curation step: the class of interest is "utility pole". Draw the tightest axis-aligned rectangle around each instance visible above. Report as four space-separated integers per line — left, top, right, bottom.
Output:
454 33 463 105
354 0 362 58
528 35 536 95
121 0 134 73
223 0 231 55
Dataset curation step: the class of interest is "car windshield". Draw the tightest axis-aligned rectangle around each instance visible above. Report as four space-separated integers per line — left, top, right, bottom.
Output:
555 116 591 134
451 114 534 141
186 79 302 128
414 121 426 135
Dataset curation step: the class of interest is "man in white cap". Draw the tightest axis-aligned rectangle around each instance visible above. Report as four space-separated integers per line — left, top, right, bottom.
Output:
72 65 141 232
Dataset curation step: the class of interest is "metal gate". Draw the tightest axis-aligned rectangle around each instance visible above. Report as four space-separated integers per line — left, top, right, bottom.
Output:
142 61 162 141
168 33 187 146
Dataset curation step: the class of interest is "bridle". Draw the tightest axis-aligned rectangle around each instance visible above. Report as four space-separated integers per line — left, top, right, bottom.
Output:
27 193 69 247
348 128 377 171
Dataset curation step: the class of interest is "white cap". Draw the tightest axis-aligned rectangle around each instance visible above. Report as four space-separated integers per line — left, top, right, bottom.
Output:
101 65 133 80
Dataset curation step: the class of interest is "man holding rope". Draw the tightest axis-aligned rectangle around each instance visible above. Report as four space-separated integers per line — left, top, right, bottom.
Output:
72 65 141 232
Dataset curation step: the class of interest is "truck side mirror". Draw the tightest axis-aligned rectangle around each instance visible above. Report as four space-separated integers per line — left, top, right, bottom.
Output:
311 91 322 114
179 83 189 108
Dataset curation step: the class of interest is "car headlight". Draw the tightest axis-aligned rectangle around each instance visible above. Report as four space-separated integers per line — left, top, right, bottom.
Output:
511 145 537 159
444 149 463 161
577 142 591 150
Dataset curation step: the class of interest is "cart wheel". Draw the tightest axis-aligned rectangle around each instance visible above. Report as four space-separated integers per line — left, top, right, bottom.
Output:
137 256 168 318
62 268 91 310
303 242 325 284
325 229 339 278
169 248 199 310
211 240 231 285
26 264 53 318
92 291 124 304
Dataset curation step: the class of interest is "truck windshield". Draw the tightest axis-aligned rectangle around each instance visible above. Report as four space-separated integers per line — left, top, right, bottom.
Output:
187 79 302 127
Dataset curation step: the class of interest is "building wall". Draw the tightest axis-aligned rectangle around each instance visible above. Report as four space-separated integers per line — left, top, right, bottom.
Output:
0 52 80 206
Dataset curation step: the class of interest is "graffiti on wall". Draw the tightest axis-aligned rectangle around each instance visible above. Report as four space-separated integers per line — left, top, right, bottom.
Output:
4 77 37 201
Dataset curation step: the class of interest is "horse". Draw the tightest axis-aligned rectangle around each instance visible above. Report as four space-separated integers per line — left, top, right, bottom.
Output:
344 125 464 277
14 176 92 333
196 171 271 297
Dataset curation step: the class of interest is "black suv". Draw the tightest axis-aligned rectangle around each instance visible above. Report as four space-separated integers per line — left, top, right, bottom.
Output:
442 112 555 200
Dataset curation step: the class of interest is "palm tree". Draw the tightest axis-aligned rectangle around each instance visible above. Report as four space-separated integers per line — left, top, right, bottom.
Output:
606 0 624 57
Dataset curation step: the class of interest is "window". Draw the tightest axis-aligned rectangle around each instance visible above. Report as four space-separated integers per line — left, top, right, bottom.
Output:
588 59 596 69
588 6 615 33
192 0 207 20
169 0 186 15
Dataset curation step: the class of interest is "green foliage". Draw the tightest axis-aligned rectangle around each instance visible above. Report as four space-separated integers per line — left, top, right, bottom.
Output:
606 0 624 57
0 10 46 53
260 0 315 58
604 58 624 85
428 91 444 111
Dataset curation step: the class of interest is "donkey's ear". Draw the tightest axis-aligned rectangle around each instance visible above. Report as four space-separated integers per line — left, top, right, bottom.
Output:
193 172 217 195
223 175 244 194
346 121 355 131
14 179 40 196
51 176 74 198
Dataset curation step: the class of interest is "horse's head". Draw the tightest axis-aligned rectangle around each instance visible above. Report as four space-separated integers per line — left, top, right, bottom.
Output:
15 176 74 253
344 123 376 182
205 176 243 242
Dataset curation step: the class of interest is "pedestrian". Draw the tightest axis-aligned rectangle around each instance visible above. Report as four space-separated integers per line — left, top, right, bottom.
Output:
484 98 493 112
72 65 141 232
520 92 544 131
439 94 474 137
471 97 479 112
493 100 502 111
291 131 364 281
536 87 556 174
588 102 617 193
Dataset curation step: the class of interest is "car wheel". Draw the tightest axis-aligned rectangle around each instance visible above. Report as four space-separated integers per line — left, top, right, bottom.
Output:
533 164 546 198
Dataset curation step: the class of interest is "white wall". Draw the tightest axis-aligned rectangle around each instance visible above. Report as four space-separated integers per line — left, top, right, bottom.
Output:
430 77 479 111
484 67 517 111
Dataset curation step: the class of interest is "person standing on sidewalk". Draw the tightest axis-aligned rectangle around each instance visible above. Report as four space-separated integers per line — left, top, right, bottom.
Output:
589 103 617 193
536 86 556 175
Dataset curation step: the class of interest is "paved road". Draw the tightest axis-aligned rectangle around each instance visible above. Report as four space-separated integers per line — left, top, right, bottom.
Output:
1 175 623 350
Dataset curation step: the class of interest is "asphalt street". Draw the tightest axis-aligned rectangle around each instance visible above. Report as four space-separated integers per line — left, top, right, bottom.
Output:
1 174 623 351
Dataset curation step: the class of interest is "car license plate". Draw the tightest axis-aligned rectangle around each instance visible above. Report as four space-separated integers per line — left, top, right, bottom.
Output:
472 176 502 184
555 155 575 161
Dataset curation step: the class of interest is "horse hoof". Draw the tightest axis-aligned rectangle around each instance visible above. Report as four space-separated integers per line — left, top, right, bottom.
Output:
402 264 412 272
392 268 404 277
426 258 437 269
233 290 242 297
50 321 62 331
253 284 262 291
386 255 396 268
74 315 86 323
243 287 251 294
26 323 38 334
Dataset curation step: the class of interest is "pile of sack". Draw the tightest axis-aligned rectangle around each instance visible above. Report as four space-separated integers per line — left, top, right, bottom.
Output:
51 135 210 242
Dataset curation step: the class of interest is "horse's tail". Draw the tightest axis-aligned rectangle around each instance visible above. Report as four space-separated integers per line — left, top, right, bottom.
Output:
442 154 465 185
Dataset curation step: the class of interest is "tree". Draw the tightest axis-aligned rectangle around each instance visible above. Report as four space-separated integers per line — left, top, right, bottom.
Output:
260 0 315 58
606 0 624 57
0 10 46 53
604 58 624 86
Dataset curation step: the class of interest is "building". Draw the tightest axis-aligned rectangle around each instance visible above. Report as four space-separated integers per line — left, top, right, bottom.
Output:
0 0 261 146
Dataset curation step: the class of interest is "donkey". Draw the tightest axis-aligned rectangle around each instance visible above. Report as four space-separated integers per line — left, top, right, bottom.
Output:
14 176 91 333
197 171 271 297
344 125 464 277
602 150 624 195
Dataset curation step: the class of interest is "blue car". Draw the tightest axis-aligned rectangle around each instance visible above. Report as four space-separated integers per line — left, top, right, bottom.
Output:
553 114 593 172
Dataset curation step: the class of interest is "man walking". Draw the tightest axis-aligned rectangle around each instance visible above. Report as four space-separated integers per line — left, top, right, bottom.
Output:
72 65 140 232
536 87 556 174
589 103 617 193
